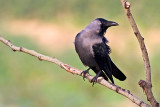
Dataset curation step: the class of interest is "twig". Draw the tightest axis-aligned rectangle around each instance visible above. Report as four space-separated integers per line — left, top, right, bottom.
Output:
119 0 159 107
0 35 150 107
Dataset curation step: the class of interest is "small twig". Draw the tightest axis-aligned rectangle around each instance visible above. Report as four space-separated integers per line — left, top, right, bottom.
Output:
119 0 159 107
0 35 150 107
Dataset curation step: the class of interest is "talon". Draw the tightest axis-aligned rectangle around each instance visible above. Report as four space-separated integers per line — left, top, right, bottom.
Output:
80 68 90 81
81 70 88 81
91 76 98 86
91 70 101 86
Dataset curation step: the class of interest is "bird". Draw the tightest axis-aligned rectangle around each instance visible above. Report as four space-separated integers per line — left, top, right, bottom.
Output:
74 18 126 85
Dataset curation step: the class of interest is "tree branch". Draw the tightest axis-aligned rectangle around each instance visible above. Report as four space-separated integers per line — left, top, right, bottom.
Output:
119 0 159 107
0 35 150 107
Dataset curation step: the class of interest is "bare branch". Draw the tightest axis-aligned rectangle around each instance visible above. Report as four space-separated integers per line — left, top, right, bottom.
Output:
0 35 150 107
119 0 159 107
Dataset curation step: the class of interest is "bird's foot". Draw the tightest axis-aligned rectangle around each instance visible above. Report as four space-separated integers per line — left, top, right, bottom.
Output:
80 68 90 81
91 71 101 86
91 75 99 86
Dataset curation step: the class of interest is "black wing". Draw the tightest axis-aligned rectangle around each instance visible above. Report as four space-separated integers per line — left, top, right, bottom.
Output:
92 42 126 84
92 43 114 83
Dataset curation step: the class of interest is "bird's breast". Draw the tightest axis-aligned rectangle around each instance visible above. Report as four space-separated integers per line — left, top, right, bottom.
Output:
75 34 102 67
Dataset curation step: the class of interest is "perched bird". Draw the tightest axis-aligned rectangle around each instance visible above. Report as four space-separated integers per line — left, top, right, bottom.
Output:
74 18 126 85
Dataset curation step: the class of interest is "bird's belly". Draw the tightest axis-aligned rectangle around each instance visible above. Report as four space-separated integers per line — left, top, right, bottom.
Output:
80 53 97 67
76 43 98 67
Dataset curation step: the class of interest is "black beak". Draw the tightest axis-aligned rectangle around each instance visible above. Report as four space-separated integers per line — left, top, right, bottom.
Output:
106 21 119 27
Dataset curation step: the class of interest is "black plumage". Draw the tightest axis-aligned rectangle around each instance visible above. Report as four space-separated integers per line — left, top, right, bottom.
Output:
74 18 126 84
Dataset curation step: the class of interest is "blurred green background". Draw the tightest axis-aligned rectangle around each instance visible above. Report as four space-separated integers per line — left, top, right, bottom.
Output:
0 0 160 107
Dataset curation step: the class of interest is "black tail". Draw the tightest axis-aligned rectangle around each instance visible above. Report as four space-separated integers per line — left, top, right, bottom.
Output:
91 67 109 82
103 66 114 84
100 71 108 81
111 61 126 81
91 60 126 84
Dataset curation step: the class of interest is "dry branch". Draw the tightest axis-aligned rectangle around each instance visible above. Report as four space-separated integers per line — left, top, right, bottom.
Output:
0 35 150 107
120 0 159 107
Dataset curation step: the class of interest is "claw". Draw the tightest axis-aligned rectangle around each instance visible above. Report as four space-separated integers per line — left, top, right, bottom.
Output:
80 71 88 81
80 68 90 81
91 70 101 86
91 76 98 86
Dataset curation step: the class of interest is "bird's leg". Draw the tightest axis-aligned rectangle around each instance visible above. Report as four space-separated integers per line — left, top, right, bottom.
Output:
91 70 101 86
80 67 91 81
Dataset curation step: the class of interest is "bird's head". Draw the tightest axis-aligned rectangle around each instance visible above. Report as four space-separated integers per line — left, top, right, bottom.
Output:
96 18 118 27
86 18 119 36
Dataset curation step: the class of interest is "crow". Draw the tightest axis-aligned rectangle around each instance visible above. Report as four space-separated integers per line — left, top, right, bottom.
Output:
74 18 126 85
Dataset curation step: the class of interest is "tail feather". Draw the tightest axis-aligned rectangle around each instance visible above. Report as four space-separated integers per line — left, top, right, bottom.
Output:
91 67 109 82
100 71 108 81
104 66 114 84
111 61 126 81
